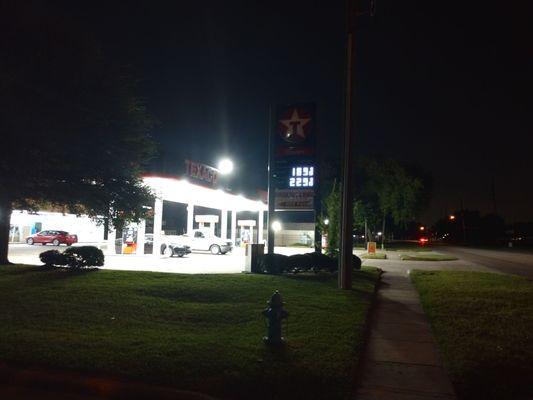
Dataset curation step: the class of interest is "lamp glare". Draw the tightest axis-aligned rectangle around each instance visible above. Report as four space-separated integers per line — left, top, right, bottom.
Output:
218 159 234 175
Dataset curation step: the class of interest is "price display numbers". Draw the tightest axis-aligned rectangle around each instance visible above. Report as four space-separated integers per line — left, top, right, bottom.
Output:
289 166 314 188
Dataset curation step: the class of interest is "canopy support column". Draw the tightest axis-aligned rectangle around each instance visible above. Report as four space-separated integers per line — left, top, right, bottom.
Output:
258 210 264 244
187 203 194 234
221 209 228 240
231 210 237 245
136 219 146 255
153 197 163 257
106 226 116 256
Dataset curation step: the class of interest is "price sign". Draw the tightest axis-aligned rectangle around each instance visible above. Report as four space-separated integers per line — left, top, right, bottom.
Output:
272 103 316 211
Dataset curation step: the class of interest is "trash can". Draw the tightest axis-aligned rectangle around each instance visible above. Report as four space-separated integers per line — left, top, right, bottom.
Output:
244 243 265 273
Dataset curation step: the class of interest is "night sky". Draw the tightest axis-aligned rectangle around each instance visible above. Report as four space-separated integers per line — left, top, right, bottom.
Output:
30 1 533 223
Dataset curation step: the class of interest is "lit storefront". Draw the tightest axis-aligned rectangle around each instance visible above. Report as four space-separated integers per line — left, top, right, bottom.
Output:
9 210 105 243
107 174 268 256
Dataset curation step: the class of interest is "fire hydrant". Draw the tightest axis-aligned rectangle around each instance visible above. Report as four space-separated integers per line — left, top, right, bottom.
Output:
262 290 288 345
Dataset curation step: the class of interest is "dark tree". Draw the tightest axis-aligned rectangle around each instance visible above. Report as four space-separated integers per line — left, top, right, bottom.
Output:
320 157 430 253
362 158 425 246
0 3 156 264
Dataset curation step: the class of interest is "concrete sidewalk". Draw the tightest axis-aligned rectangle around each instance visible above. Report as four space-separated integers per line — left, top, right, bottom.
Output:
354 272 456 399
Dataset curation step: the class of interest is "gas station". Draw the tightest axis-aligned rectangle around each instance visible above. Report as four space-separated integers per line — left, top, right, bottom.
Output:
107 174 269 257
8 103 320 271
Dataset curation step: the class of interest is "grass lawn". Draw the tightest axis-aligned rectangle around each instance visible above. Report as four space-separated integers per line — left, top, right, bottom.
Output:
0 265 379 400
360 253 387 260
400 252 458 261
411 271 533 400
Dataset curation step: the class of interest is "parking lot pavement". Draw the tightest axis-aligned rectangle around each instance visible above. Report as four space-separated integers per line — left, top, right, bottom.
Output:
8 243 247 274
8 244 320 274
353 249 493 274
101 249 247 274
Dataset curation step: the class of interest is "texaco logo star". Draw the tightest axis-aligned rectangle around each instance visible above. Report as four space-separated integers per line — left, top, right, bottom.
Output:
279 108 311 144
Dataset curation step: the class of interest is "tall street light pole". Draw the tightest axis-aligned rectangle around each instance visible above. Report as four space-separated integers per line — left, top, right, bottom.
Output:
267 106 276 255
339 3 356 290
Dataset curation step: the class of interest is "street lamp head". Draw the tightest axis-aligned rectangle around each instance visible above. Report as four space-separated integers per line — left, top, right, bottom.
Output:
271 221 282 232
218 158 234 175
449 215 456 221
324 218 330 225
419 226 425 231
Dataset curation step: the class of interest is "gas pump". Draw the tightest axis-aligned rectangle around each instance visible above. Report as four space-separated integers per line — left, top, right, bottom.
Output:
194 215 219 236
122 225 138 254
238 220 256 247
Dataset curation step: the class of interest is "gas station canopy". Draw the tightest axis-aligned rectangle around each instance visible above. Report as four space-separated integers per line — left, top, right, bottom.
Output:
143 176 268 212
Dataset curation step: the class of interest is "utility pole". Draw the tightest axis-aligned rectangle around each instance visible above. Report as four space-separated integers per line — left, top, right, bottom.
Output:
460 198 467 244
364 218 368 248
339 1 356 290
491 175 497 215
267 106 275 254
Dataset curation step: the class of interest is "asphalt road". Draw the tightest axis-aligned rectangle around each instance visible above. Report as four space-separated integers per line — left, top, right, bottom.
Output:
439 246 533 279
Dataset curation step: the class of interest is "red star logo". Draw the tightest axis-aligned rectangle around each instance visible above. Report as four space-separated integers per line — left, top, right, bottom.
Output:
279 109 311 144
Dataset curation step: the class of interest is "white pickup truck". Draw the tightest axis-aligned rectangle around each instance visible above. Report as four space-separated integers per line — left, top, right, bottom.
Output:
163 230 233 255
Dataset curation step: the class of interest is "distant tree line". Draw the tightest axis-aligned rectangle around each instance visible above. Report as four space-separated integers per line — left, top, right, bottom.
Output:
318 157 431 255
433 211 508 246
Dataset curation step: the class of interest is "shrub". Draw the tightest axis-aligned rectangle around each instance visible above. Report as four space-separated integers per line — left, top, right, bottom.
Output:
257 252 361 275
257 253 288 274
351 254 362 270
284 252 336 273
292 252 361 272
63 246 104 269
308 251 338 272
286 254 314 272
39 250 68 267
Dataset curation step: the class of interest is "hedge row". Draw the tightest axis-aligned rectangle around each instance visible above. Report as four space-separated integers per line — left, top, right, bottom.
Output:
257 251 361 275
40 246 104 269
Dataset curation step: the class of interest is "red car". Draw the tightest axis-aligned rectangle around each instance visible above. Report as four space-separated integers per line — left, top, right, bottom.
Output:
26 230 78 246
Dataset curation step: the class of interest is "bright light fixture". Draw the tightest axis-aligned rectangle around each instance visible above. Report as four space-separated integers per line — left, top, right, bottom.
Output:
324 218 329 225
271 221 282 232
419 226 425 231
218 158 234 175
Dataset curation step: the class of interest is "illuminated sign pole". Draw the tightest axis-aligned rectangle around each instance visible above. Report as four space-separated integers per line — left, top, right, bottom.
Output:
268 103 317 253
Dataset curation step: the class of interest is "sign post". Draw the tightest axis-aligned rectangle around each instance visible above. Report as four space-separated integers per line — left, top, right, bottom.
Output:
267 103 317 253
